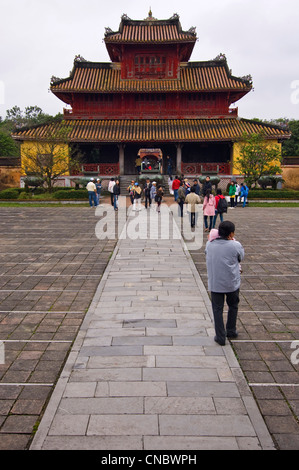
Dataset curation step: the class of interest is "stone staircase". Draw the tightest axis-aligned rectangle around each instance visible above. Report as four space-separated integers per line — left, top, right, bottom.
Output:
119 175 172 196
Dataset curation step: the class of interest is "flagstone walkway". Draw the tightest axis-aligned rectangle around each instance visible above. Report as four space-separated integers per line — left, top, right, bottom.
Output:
30 204 274 450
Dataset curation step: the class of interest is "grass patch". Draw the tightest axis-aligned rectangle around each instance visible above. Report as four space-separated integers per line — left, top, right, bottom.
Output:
248 202 299 207
0 202 90 207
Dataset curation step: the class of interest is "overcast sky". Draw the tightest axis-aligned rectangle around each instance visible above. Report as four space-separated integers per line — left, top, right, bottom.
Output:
1 0 299 121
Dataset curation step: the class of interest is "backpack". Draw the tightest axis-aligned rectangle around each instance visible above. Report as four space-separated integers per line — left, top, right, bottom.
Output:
217 197 228 213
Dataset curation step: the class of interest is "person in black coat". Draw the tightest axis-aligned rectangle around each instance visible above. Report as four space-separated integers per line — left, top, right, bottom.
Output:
202 176 212 197
113 179 120 211
144 178 152 209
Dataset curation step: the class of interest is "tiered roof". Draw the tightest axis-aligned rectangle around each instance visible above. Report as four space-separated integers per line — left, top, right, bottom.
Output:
51 59 251 96
104 13 197 44
13 119 290 143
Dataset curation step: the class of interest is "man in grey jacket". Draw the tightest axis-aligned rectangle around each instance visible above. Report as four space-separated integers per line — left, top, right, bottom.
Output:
205 221 244 346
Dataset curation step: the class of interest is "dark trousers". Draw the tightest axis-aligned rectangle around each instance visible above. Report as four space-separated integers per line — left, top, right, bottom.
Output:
145 195 152 208
178 200 184 217
211 289 239 344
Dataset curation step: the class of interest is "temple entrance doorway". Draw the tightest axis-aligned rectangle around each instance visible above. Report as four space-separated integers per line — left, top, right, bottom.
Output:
138 148 163 174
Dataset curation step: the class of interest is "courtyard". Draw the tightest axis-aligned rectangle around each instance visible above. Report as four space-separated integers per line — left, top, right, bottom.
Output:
0 203 298 450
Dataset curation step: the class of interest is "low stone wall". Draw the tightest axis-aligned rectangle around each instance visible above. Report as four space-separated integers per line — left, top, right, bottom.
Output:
281 165 299 190
0 166 22 190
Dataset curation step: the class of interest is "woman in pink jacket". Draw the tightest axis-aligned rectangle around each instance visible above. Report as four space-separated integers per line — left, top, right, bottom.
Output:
203 189 216 232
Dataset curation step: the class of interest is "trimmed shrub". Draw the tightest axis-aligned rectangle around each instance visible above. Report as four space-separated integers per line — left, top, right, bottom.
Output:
53 189 88 200
249 189 299 199
0 188 20 199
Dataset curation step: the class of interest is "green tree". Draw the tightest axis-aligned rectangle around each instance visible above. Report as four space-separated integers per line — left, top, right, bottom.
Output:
21 125 81 192
235 132 282 188
282 120 299 156
0 130 19 156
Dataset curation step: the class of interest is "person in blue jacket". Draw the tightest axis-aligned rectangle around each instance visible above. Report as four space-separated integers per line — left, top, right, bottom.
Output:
240 183 249 208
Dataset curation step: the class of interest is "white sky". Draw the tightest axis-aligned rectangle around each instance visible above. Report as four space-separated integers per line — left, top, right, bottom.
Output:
1 0 299 121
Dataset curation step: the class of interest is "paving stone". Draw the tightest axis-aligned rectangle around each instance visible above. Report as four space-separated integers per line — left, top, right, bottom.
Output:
41 435 143 450
145 396 215 415
159 414 256 436
48 414 89 436
143 367 219 382
63 382 97 398
109 381 167 397
69 368 142 382
87 414 159 436
59 393 142 414
144 435 239 450
167 381 241 398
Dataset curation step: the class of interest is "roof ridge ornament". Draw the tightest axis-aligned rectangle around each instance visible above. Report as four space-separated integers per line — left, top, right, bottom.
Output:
145 8 157 21
74 54 87 62
214 53 227 61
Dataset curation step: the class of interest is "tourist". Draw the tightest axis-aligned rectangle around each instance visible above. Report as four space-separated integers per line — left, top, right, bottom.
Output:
86 177 98 208
228 181 236 209
144 178 152 209
96 178 102 205
155 185 164 213
127 180 135 205
150 181 157 208
183 178 191 195
113 179 120 211
108 178 115 206
185 186 201 228
203 189 215 232
172 176 181 201
235 182 240 206
213 189 227 228
168 176 174 196
240 182 249 207
132 182 142 211
202 176 212 197
177 181 186 217
193 179 200 195
166 156 173 177
135 156 142 175
205 220 244 346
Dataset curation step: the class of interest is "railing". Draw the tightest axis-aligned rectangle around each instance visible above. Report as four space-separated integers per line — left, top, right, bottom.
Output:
228 107 238 116
63 108 73 117
181 162 231 175
71 163 119 176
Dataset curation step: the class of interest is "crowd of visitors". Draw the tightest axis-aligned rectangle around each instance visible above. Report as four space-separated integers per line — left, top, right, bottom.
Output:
86 176 249 228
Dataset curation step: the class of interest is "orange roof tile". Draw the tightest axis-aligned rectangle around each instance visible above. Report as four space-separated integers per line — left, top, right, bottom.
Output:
13 118 290 143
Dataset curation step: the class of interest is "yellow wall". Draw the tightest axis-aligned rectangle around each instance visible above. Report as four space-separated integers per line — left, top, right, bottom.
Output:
21 140 70 176
231 139 282 175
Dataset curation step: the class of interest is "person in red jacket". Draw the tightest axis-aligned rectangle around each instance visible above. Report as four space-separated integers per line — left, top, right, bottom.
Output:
213 189 228 228
172 176 181 201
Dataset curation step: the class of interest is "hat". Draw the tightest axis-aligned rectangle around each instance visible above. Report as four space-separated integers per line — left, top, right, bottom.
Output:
90 177 94 181
135 182 139 186
152 181 156 184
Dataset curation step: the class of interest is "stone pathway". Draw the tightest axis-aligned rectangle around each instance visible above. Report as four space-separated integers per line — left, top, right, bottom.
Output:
30 204 274 450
